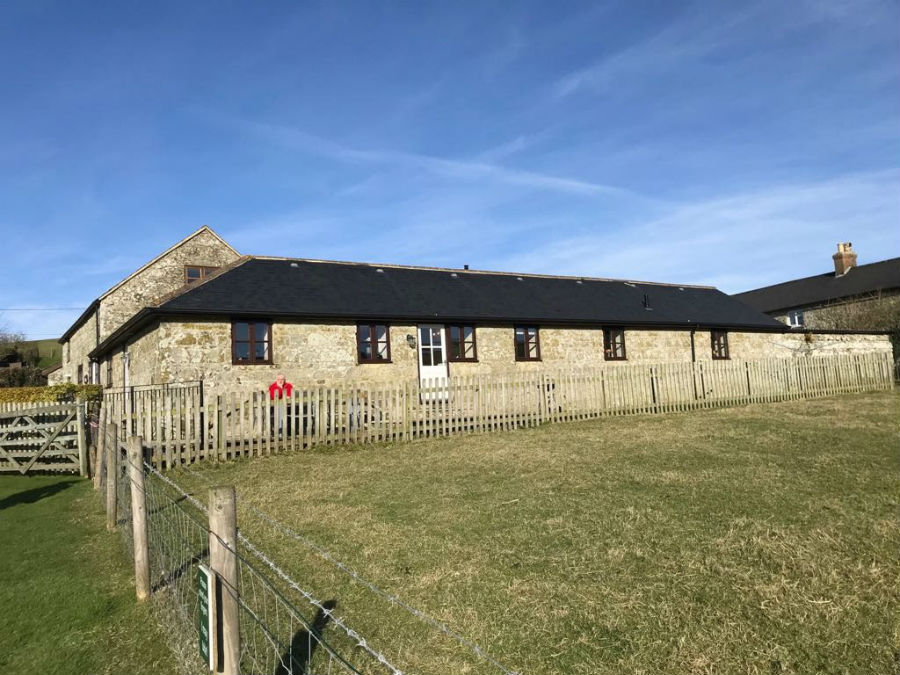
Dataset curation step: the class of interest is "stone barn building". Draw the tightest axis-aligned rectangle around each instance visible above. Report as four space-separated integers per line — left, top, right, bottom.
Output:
51 228 893 390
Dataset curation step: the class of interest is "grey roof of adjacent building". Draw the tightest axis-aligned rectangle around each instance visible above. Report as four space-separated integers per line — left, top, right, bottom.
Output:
733 257 900 314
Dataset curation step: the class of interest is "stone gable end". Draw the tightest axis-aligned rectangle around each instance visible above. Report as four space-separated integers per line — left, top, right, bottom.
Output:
99 229 239 342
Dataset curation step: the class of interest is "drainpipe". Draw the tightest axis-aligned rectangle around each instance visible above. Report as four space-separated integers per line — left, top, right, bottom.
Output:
122 346 130 418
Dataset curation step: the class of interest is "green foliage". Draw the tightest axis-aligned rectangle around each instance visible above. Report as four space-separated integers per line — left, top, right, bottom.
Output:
0 366 47 388
0 383 102 402
0 475 180 674
0 336 62 369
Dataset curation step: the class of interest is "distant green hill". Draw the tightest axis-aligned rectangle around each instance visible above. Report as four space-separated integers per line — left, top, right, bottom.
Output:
18 338 62 369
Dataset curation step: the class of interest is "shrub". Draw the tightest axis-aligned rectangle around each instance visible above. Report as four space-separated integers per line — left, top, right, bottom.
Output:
0 383 103 404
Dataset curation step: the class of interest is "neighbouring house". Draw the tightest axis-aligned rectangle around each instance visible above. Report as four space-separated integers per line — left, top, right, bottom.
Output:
50 228 893 390
734 243 900 332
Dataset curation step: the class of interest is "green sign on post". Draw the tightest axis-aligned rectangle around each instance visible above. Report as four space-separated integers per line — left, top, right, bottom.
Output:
197 563 214 670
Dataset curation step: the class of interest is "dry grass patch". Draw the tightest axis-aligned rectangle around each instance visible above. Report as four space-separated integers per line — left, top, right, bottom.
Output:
173 391 900 674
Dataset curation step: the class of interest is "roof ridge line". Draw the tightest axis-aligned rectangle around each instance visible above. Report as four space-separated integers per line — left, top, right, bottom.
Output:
735 255 900 295
246 255 715 290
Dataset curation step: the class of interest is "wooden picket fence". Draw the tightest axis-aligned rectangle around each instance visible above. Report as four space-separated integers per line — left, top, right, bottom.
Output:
99 352 894 470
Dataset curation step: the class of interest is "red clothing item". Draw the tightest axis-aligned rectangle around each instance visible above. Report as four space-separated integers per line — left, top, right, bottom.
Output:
269 381 293 400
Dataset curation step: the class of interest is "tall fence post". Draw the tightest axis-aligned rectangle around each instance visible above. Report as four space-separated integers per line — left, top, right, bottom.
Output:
93 403 106 489
128 435 151 601
209 486 240 675
106 423 119 532
77 401 88 477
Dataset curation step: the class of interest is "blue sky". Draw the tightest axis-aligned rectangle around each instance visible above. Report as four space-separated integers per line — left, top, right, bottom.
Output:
1 0 898 339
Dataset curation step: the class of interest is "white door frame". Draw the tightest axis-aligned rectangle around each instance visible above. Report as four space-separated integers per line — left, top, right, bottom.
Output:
417 324 448 399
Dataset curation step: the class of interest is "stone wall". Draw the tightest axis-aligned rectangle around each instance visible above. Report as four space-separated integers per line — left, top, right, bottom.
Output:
772 291 900 331
57 228 239 386
111 319 894 389
57 310 98 383
98 228 239 341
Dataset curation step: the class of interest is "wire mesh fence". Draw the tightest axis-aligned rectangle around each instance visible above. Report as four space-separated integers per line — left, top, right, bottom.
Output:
107 430 400 675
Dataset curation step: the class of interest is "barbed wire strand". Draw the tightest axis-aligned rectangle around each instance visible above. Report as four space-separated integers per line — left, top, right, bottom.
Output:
238 532 403 675
183 464 519 675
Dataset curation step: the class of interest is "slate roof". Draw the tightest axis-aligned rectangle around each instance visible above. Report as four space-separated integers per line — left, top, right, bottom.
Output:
89 257 788 357
161 258 783 327
734 257 900 314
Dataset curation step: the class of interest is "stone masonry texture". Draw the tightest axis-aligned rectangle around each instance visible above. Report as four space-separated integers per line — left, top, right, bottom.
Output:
57 228 239 384
111 319 893 389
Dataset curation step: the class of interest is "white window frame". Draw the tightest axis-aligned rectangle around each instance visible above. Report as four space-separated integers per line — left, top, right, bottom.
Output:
787 310 804 328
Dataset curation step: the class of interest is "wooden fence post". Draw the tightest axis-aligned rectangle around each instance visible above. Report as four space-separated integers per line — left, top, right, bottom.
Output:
209 486 240 675
128 435 151 601
77 401 88 477
93 403 107 489
106 423 119 532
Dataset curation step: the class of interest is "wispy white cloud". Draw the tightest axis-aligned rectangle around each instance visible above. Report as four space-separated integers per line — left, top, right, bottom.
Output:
228 116 633 197
495 169 900 292
552 5 762 99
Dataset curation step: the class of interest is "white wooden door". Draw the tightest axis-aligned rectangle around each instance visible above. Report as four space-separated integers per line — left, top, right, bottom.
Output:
418 325 448 395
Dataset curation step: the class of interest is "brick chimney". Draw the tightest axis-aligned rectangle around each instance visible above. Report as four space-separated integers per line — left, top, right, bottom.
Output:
832 242 857 276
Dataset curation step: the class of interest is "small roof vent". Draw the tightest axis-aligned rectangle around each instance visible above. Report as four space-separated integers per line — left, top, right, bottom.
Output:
624 281 636 288
290 262 299 268
516 276 524 281
576 279 583 284
450 272 458 278
375 268 384 273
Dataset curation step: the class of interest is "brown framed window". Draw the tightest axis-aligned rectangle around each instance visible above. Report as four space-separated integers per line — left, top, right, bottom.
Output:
185 265 218 284
447 325 477 362
77 363 84 384
357 323 391 363
711 330 729 360
106 357 112 388
514 326 541 361
232 321 272 365
603 328 626 360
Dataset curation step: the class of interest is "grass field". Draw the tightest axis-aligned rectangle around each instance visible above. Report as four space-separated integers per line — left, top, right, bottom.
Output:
26 338 62 369
0 475 180 675
173 391 900 674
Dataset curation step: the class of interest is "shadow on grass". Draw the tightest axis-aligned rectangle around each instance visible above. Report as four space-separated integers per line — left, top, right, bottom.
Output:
0 479 78 510
274 599 337 675
150 547 210 594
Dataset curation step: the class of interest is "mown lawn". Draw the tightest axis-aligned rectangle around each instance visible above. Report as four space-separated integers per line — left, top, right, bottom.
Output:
173 391 900 675
0 474 180 675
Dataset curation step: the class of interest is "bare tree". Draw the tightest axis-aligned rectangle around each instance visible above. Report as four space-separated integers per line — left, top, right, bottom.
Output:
0 329 25 357
808 291 900 333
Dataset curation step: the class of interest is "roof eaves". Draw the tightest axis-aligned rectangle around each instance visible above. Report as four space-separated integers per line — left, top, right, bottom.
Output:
88 308 158 360
59 299 100 343
146 307 789 333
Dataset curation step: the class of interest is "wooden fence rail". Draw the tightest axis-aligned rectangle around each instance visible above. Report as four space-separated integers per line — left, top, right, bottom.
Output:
0 401 86 474
100 352 894 470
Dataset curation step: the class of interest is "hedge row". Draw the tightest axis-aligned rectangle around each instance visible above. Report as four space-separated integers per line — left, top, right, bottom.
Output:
0 384 103 404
